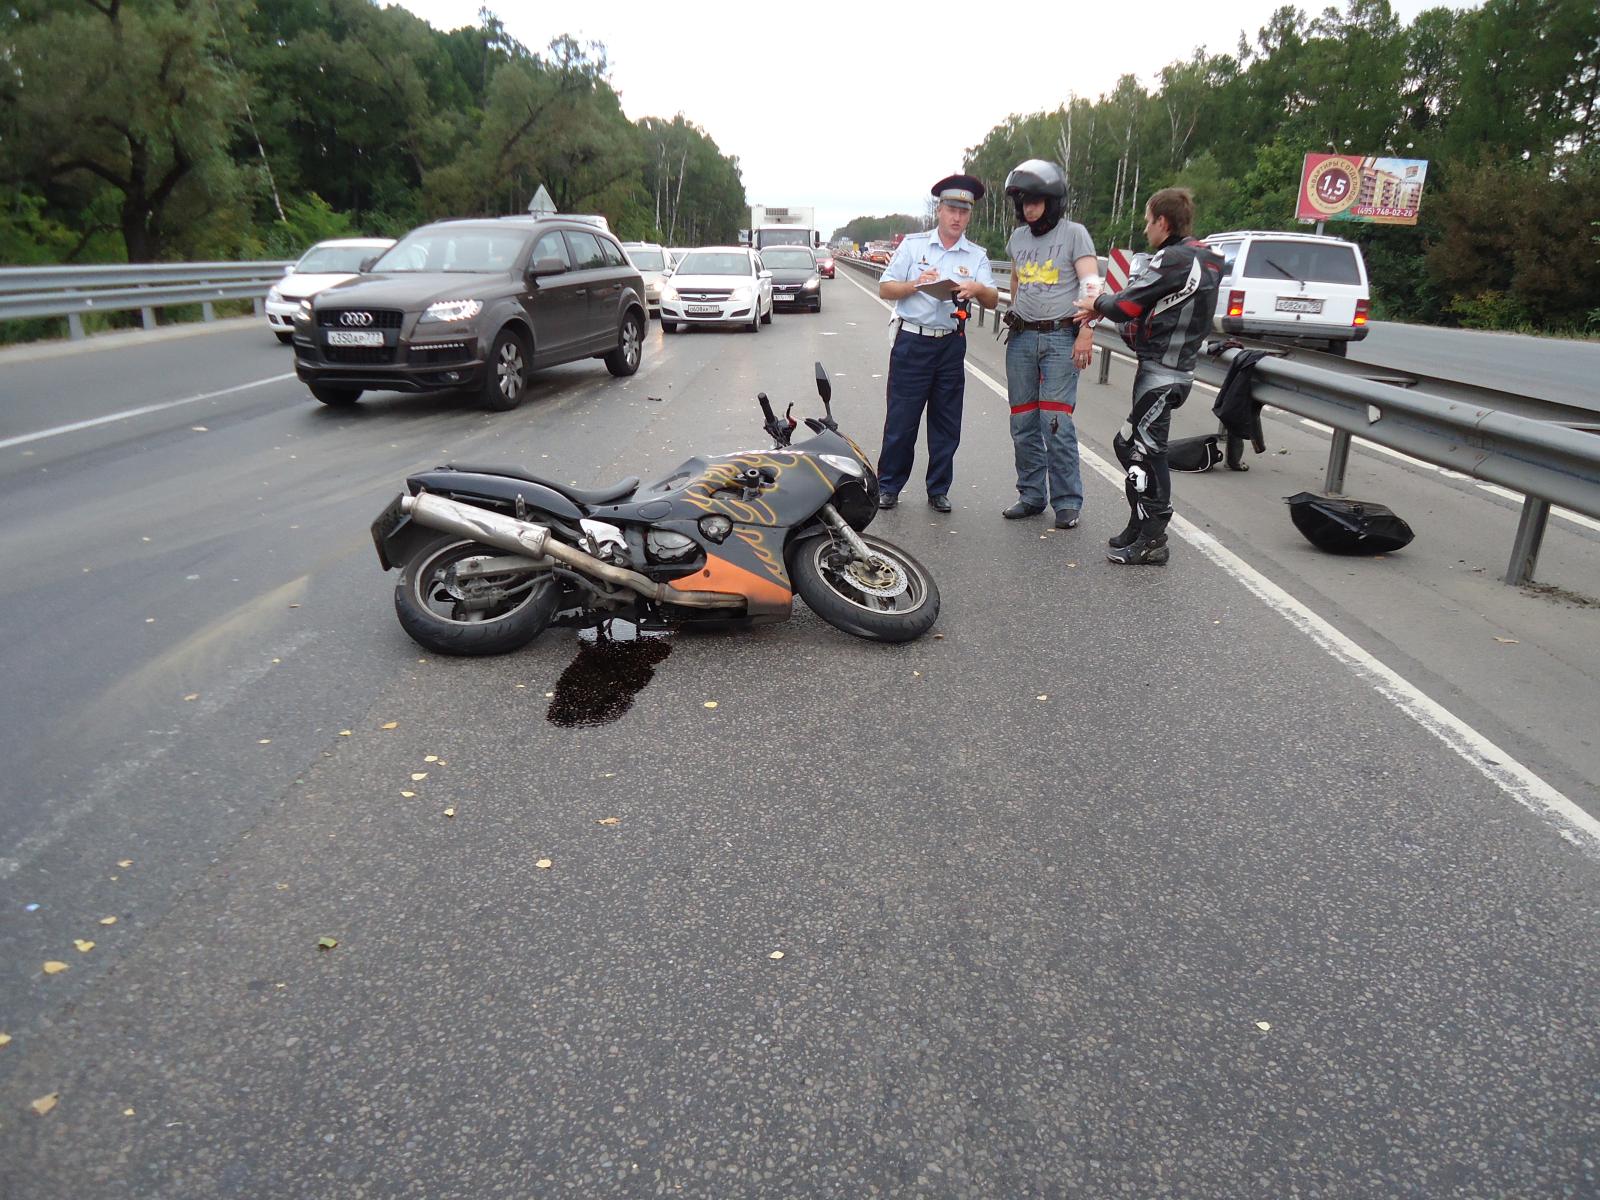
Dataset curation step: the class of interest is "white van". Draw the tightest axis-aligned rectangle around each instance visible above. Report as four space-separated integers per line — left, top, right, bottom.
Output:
1203 230 1370 354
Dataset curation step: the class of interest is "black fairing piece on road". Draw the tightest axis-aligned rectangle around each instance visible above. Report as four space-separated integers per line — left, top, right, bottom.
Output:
370 362 937 652
1285 491 1415 554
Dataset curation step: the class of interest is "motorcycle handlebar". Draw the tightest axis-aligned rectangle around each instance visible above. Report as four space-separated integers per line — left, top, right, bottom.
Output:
757 391 776 423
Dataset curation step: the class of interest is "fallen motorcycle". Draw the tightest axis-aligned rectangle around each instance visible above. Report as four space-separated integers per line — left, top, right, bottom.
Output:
370 363 940 654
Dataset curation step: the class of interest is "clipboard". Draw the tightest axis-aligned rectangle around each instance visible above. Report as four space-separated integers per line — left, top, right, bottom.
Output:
914 278 960 299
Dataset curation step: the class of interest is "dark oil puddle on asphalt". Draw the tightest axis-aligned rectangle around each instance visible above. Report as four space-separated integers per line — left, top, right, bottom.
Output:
545 620 673 728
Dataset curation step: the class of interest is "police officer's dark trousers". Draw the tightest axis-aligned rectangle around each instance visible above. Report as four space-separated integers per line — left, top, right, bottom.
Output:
1113 361 1191 537
879 326 966 498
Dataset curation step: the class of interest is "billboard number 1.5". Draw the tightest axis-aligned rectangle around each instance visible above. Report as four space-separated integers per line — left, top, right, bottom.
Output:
1297 154 1429 226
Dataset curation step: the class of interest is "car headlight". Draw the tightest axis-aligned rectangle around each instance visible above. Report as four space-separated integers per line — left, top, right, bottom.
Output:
659 285 678 303
419 299 484 324
819 453 864 477
731 286 753 302
297 299 312 320
267 286 282 303
803 277 820 290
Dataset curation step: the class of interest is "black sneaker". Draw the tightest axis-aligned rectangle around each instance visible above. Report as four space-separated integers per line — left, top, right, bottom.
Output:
1053 511 1080 530
1106 534 1170 566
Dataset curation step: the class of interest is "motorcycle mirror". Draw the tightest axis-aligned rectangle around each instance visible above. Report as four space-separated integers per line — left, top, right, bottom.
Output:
814 361 831 405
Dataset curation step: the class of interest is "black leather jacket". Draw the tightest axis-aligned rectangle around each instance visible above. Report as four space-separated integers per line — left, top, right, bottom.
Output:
1091 235 1224 375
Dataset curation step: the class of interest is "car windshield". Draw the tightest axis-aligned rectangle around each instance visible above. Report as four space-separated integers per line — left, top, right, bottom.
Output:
762 249 815 268
373 229 528 274
757 230 811 247
627 247 667 270
1242 241 1361 285
675 252 751 276
295 246 378 274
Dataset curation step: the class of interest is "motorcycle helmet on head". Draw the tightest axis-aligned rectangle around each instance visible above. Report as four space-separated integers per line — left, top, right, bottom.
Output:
1004 159 1067 236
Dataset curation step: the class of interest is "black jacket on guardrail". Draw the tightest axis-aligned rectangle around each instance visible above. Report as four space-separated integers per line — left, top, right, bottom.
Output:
1091 235 1224 375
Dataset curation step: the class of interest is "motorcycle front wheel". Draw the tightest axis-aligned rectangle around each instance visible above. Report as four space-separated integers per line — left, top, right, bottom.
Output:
788 535 939 643
394 535 560 656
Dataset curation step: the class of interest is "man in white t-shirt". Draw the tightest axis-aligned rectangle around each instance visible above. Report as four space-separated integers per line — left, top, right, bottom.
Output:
1001 160 1099 528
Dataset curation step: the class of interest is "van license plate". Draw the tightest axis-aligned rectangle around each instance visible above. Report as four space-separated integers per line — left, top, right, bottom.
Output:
1275 298 1323 314
686 304 720 315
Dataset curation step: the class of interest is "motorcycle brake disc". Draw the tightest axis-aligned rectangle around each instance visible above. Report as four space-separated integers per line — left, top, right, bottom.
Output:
838 554 909 599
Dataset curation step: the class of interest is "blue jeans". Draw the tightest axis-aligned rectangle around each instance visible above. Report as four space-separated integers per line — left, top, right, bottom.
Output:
1005 329 1083 515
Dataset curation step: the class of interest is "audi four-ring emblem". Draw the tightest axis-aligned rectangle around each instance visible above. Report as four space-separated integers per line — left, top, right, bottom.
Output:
340 311 374 327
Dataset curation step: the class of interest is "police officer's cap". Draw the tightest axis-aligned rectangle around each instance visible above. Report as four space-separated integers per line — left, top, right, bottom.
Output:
931 174 985 210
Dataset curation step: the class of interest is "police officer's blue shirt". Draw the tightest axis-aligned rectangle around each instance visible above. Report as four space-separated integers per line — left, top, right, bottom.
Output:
882 230 995 330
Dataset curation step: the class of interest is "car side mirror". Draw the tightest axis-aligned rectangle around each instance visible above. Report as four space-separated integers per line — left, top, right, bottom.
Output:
758 270 771 281
531 256 568 278
282 264 294 276
358 255 379 273
814 361 831 404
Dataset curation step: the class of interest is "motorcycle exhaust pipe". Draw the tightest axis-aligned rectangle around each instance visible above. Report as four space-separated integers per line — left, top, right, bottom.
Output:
400 492 743 610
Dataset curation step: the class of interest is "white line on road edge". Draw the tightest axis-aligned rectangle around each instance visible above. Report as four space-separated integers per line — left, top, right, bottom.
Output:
838 266 1599 852
0 373 297 451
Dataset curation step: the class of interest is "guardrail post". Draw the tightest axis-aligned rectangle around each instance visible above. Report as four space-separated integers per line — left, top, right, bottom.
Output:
67 313 85 340
1097 346 1111 385
202 301 216 322
252 298 264 317
1324 429 1352 494
140 306 156 330
1504 496 1550 586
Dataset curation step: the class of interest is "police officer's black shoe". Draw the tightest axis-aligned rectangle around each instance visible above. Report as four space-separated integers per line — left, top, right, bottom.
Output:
1108 519 1141 549
1106 534 1170 566
877 492 899 510
1002 501 1044 519
1054 511 1080 529
928 494 952 513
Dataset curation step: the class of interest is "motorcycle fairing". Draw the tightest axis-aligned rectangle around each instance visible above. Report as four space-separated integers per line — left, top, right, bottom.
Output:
405 468 583 522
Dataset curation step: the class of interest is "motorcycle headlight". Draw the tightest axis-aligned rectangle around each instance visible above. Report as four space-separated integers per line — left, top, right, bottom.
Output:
419 299 484 324
819 453 864 478
803 277 820 290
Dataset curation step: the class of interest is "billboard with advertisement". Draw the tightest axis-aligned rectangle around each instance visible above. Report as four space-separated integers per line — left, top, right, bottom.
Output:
1297 154 1429 226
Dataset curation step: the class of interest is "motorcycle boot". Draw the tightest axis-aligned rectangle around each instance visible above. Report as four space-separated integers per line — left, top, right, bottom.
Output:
1106 532 1169 566
1108 518 1141 549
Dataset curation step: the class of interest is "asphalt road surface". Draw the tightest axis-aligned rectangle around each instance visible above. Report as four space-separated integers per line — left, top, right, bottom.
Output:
0 283 1596 1198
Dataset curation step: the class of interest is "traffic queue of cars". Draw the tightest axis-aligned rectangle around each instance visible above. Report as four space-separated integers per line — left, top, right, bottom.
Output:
278 224 831 409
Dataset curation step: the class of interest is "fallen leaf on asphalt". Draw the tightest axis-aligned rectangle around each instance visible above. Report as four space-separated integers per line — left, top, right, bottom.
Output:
42 961 68 975
338 730 352 737
424 755 439 763
0 1033 11 1047
190 425 208 432
288 603 301 609
514 683 527 689
258 739 271 745
124 1107 135 1116
100 916 117 925
1256 1021 1271 1031
74 940 94 953
912 671 921 677
380 721 398 730
535 858 552 870
30 1093 58 1116
400 791 416 798
596 817 620 826
316 937 338 951
1037 695 1049 701
768 951 785 960
1494 637 1519 644
932 633 944 640
443 807 455 818
184 693 199 702
410 773 428 781
117 860 133 868
544 692 554 698
703 701 718 709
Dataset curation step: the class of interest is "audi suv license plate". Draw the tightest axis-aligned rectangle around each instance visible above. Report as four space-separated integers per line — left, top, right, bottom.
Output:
686 304 720 315
1274 297 1324 314
328 330 385 347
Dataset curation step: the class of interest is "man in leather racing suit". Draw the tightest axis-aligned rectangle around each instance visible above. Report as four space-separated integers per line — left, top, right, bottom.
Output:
1074 187 1223 565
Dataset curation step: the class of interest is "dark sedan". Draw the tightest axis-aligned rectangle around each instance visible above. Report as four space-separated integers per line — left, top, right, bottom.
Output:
760 247 824 313
813 248 836 278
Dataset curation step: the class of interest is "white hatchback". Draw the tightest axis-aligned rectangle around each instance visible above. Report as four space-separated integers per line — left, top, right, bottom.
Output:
265 237 395 343
1205 230 1370 354
620 241 672 315
658 247 774 333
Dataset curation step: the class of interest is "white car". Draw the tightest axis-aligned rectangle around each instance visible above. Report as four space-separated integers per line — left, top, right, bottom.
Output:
265 237 395 343
1205 230 1371 354
658 247 774 333
620 241 672 315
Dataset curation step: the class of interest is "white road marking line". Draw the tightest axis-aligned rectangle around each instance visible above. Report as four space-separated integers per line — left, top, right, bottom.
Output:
840 270 1595 851
0 373 297 451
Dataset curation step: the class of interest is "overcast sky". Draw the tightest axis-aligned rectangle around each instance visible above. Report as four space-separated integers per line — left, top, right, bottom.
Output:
395 0 1473 237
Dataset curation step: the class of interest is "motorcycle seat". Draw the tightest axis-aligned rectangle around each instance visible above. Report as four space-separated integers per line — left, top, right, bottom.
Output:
443 464 640 507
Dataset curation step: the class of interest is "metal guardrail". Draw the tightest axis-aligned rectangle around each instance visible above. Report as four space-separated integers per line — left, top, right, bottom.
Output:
0 261 293 338
839 254 1600 587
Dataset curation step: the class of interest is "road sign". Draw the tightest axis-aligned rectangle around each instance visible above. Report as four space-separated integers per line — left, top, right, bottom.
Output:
527 185 556 216
1106 248 1136 292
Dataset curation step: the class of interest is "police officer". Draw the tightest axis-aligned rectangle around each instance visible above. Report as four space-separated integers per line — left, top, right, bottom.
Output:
876 174 998 512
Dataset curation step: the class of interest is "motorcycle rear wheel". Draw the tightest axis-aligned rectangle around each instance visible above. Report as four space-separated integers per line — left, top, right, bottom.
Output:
788 535 939 643
395 535 560 655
